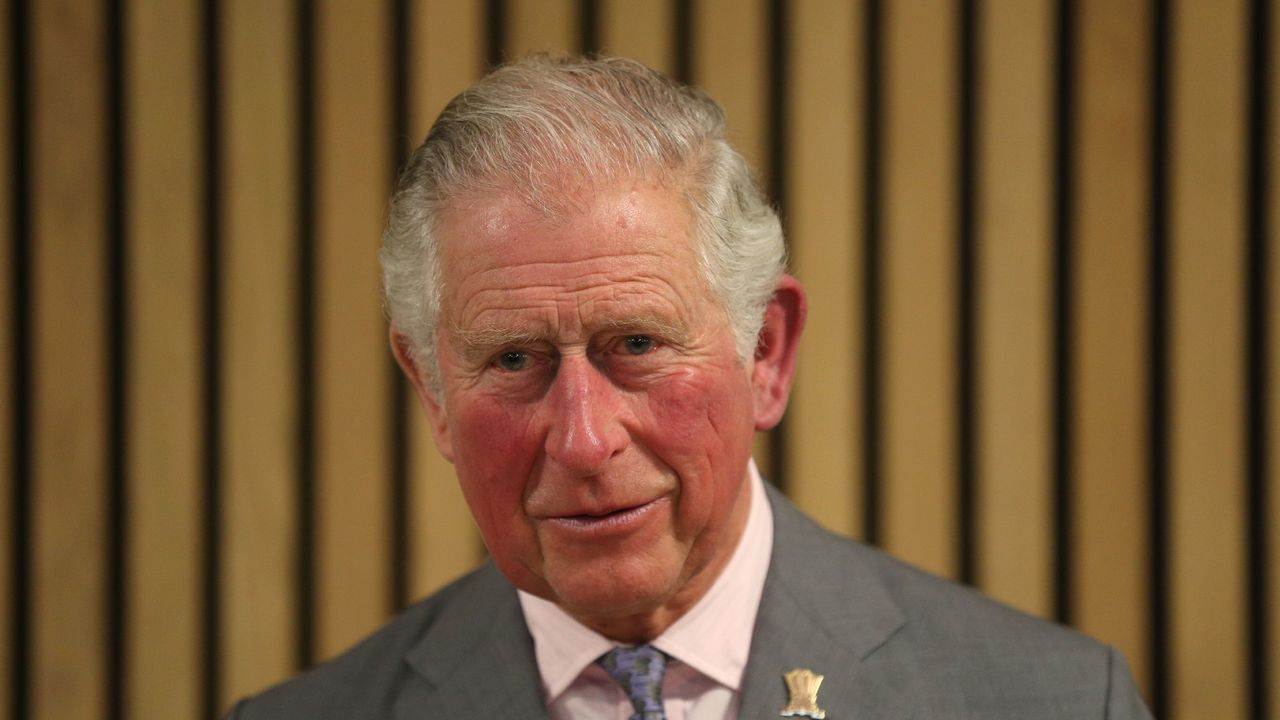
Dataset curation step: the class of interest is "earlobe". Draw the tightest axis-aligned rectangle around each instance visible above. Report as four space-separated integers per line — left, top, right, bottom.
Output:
751 275 807 431
390 328 455 462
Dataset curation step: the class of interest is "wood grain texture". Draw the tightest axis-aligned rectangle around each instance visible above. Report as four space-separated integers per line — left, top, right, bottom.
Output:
406 0 487 601
880 0 958 579
975 0 1054 619
599 0 673 75
508 0 576 58
786 0 863 539
31 1 107 717
124 0 202 716
1169 4 1248 716
314 0 392 661
692 0 773 475
1072 0 1150 691
220 0 299 705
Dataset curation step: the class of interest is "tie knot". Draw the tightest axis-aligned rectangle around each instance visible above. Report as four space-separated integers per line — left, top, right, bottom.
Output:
598 645 668 720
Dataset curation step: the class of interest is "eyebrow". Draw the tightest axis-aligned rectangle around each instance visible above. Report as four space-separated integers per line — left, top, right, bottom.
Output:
449 314 689 351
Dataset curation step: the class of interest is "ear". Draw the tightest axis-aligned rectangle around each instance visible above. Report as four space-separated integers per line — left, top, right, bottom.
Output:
390 327 455 462
751 274 807 431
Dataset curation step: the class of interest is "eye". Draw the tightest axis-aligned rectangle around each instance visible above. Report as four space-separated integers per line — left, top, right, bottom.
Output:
495 350 531 371
621 335 656 355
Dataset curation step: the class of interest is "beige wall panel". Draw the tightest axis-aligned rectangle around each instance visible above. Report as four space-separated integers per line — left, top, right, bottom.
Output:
693 0 771 473
408 0 485 596
508 0 576 58
599 0 673 75
880 0 957 578
1169 3 1248 715
124 1 202 717
1072 0 1150 690
975 0 1054 618
315 0 392 660
0 0 11 713
31 1 107 717
221 0 298 705
406 0 488 601
786 0 862 539
1272 0 1280 700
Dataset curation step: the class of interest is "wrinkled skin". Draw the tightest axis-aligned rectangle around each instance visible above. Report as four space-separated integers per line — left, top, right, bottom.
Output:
394 182 805 642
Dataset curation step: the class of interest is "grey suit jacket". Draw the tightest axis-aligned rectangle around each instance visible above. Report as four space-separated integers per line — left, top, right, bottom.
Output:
228 486 1153 719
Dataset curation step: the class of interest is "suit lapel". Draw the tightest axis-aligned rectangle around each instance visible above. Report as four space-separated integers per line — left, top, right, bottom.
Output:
738 487 919 720
397 564 547 719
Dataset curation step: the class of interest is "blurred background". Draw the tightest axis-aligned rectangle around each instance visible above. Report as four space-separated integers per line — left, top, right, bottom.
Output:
3 0 1276 718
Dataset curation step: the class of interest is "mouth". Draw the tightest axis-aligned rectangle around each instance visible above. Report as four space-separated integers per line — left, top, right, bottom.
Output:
544 496 668 533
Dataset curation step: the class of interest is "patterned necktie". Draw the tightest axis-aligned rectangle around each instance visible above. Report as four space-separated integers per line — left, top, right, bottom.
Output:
598 645 668 720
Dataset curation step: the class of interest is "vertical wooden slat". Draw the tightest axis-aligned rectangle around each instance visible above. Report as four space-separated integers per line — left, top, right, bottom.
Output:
406 0 486 602
787 0 862 538
1073 0 1150 691
0 0 12 713
315 0 392 660
975 0 1054 618
599 0 673 75
692 0 771 474
880 0 958 578
508 0 575 57
31 1 108 718
124 0 201 716
221 0 298 705
1169 3 1248 716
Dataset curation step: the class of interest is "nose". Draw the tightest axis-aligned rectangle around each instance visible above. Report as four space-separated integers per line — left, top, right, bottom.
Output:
542 354 629 476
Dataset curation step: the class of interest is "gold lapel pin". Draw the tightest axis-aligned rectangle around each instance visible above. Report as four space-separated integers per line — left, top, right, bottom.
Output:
781 668 826 719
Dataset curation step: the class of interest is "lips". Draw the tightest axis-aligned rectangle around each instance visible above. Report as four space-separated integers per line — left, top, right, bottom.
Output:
541 496 669 533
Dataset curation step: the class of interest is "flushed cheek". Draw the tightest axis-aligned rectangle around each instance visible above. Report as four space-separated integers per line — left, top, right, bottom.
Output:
448 399 543 550
635 370 755 527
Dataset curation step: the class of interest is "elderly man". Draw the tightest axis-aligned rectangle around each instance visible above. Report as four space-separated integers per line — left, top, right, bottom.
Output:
229 56 1151 719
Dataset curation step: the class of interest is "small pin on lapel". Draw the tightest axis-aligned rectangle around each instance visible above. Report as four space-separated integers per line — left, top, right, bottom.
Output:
780 668 826 719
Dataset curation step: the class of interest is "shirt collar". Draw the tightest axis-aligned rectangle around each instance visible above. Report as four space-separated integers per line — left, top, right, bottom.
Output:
518 460 774 703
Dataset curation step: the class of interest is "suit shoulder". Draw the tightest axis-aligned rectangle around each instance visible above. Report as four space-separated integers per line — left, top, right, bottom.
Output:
226 564 501 720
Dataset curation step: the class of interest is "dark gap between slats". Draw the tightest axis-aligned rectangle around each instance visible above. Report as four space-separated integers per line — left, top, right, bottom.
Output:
390 0 411 613
766 0 788 491
1147 1 1171 716
1051 0 1074 628
956 0 979 587
672 0 692 85
579 0 600 56
9 0 32 717
295 0 318 674
1245 0 1272 716
485 0 506 70
106 0 128 717
200 0 225 716
861 0 883 546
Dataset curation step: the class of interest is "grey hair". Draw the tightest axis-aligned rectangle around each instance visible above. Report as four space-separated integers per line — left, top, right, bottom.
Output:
381 55 786 392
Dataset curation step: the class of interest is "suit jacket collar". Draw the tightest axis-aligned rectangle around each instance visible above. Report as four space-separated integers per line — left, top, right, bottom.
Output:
399 562 547 718
738 484 916 720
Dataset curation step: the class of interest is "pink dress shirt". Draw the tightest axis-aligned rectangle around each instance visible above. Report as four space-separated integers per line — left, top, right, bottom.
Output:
518 461 774 720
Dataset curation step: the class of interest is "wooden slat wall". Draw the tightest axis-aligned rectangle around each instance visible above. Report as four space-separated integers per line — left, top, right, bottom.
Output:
787 0 862 539
4 2 1274 719
405 0 486 609
976 0 1054 619
30 2 109 718
124 1 202 717
881 0 958 580
1170 1 1247 715
1073 0 1152 696
220 0 298 707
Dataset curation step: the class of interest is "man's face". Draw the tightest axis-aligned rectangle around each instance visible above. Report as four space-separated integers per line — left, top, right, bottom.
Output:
418 182 763 633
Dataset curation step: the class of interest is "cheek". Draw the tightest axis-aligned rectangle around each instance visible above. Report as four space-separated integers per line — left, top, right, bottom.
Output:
637 368 756 510
448 399 540 533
